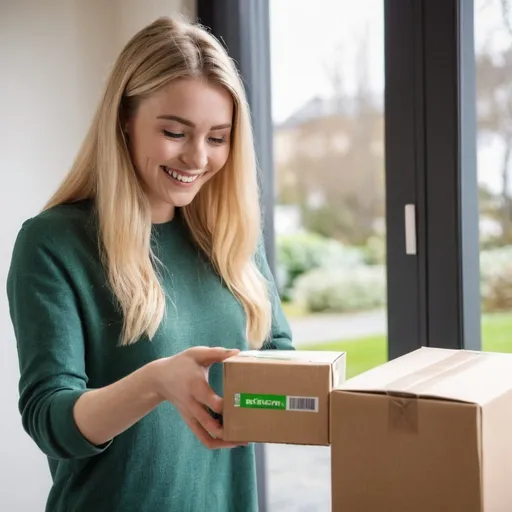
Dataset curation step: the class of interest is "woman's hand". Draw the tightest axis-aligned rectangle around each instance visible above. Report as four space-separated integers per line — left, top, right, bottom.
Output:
73 346 243 451
150 346 243 449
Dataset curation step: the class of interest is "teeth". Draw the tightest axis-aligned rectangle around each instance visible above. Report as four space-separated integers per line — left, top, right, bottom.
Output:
164 167 199 183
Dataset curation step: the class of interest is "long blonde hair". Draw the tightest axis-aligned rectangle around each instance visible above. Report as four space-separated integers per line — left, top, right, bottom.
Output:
45 16 271 348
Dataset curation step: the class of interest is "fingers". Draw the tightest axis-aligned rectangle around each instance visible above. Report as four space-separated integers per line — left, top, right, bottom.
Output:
181 413 243 450
188 401 223 439
171 346 245 450
192 379 223 414
187 346 240 366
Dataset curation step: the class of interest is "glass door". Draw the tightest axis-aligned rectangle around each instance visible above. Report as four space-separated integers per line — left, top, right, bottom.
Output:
475 0 512 354
268 1 387 509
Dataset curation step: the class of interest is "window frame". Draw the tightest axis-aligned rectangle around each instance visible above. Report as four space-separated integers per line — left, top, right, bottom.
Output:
385 0 481 358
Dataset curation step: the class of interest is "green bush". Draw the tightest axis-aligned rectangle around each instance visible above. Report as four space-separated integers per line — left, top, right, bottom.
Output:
292 265 387 313
481 246 512 312
276 232 364 300
282 243 512 316
361 235 386 265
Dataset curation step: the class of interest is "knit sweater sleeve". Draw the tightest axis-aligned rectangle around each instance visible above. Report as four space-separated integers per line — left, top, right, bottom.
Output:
6 218 111 460
255 239 295 351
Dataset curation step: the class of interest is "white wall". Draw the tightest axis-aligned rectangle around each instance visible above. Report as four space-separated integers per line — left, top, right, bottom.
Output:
0 1 195 509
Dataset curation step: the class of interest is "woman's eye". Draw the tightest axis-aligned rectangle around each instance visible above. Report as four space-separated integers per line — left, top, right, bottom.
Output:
163 130 184 139
209 137 226 145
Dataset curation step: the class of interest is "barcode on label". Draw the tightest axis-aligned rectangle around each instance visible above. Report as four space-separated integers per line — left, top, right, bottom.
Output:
286 396 319 412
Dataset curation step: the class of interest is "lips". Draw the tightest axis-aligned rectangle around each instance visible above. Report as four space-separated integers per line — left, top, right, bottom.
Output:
161 166 202 184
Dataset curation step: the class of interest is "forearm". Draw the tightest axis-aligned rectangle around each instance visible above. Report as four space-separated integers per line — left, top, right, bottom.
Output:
74 361 163 446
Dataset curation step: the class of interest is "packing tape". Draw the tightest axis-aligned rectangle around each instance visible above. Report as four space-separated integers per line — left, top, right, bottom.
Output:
388 396 419 433
385 351 488 434
383 350 486 397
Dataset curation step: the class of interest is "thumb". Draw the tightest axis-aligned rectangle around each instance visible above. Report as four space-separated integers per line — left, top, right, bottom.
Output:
189 346 240 366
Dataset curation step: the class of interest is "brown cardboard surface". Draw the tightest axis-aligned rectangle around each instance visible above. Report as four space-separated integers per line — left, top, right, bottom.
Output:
331 347 512 512
342 347 512 404
481 388 512 511
223 350 345 445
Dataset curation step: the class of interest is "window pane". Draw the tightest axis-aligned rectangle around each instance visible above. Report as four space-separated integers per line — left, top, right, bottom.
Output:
475 0 512 355
268 1 386 509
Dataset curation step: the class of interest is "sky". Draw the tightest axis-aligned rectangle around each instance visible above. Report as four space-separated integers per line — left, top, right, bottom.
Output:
269 0 384 124
268 0 512 195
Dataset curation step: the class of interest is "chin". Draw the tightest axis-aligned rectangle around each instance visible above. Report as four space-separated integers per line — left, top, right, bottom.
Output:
167 191 199 208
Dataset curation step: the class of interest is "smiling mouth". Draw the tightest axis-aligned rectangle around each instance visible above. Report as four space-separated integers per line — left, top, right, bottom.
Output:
160 166 203 184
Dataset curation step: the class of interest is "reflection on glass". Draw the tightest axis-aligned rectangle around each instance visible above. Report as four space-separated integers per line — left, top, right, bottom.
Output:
475 0 512 354
267 1 386 510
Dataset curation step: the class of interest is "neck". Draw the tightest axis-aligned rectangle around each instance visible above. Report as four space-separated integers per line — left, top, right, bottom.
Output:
151 203 175 224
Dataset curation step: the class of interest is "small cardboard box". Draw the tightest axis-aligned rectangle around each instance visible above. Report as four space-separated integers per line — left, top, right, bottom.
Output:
330 347 512 512
223 350 345 445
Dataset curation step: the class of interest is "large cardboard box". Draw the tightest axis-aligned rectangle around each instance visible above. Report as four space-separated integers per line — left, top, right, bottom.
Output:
331 348 512 512
223 350 345 445
330 347 512 512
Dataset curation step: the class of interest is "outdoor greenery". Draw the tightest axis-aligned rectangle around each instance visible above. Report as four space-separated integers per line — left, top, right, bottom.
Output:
293 264 385 313
278 231 512 316
276 231 384 307
276 231 367 301
299 312 512 379
480 245 512 311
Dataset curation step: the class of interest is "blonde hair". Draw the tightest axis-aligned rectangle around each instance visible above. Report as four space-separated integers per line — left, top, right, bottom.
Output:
44 16 271 348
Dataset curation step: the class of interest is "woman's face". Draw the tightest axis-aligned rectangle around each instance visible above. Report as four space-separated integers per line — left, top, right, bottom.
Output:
126 77 234 223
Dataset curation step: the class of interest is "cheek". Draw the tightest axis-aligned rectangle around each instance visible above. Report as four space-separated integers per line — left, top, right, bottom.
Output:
132 135 178 167
209 146 231 173
148 138 179 163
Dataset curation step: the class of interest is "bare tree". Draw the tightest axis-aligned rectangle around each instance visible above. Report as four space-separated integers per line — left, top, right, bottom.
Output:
501 0 512 35
276 26 385 245
323 41 346 116
477 0 512 242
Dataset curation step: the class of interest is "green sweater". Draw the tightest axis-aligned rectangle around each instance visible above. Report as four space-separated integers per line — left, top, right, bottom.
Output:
7 200 293 512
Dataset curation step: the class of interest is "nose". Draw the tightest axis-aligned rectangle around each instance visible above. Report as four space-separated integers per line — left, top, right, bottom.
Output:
180 140 208 171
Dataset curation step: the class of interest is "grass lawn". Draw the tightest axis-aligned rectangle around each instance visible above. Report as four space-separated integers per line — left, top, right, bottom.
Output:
299 312 512 379
282 302 307 318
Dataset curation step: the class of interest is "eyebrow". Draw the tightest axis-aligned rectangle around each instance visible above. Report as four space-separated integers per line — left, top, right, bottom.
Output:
156 114 231 130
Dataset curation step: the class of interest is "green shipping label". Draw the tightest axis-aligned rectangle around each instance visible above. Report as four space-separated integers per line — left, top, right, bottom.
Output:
234 393 318 412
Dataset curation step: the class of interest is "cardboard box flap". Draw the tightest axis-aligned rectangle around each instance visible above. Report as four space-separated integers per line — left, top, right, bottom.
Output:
340 347 512 405
229 350 344 365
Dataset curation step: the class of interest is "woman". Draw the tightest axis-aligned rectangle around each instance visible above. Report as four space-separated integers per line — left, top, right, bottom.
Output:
7 16 293 512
